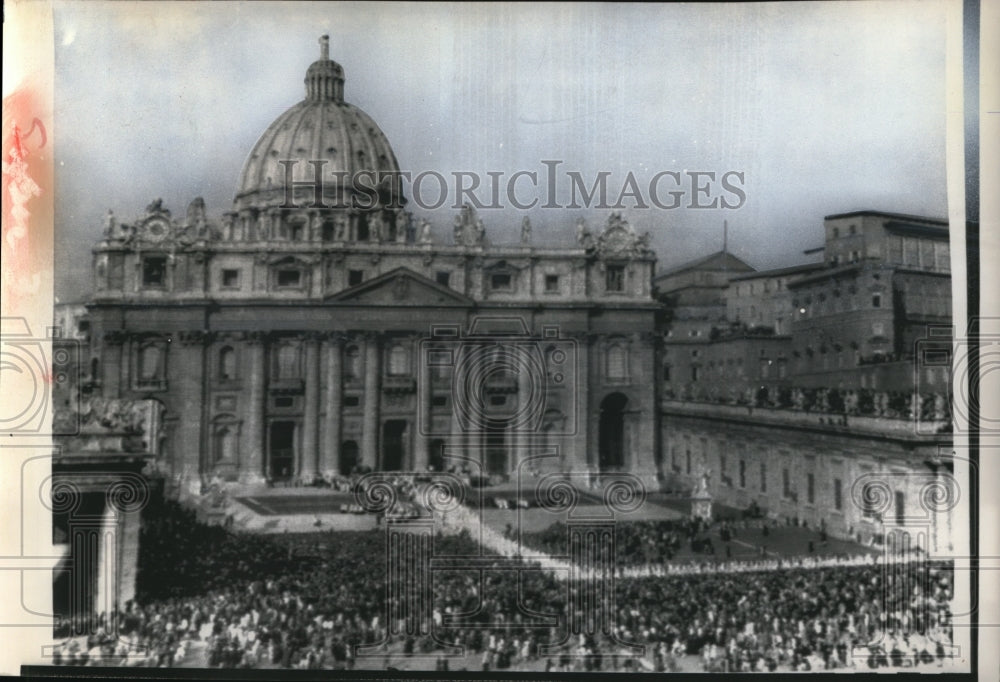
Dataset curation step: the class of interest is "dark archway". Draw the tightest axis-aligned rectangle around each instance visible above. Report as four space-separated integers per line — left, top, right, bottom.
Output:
382 420 407 471
485 426 507 476
269 421 296 480
429 438 446 473
340 440 359 475
598 393 628 471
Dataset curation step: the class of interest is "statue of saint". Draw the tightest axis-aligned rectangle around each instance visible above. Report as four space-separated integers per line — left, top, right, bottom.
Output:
103 209 116 238
520 217 532 244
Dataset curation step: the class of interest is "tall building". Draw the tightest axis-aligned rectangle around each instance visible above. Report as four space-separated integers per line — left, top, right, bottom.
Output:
658 210 954 546
75 38 661 491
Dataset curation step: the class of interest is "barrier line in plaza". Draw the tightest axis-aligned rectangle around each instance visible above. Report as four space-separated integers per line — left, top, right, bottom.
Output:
428 490 928 580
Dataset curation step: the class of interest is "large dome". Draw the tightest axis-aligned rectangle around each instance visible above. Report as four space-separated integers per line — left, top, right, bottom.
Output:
234 36 400 211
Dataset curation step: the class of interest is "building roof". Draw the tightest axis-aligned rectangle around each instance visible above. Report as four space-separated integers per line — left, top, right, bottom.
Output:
654 250 755 280
786 262 864 288
823 209 948 225
883 220 950 240
728 261 826 282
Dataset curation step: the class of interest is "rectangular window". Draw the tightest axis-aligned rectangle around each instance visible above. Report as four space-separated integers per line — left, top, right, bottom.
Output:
872 293 882 308
606 265 625 292
435 271 451 287
760 462 767 492
343 396 360 407
807 473 815 504
490 273 512 290
277 269 301 287
739 460 746 488
690 366 699 382
432 395 447 407
545 274 560 293
834 479 843 511
686 448 691 474
348 270 364 286
221 269 240 288
782 468 790 498
274 396 294 408
663 365 671 382
142 256 167 287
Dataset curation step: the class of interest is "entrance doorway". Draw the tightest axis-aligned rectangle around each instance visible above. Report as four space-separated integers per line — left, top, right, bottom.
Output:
269 421 296 480
340 440 359 475
429 439 446 473
485 426 507 475
598 393 628 471
382 420 407 471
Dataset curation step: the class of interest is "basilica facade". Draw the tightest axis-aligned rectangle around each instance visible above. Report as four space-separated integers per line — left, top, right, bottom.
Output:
82 39 660 488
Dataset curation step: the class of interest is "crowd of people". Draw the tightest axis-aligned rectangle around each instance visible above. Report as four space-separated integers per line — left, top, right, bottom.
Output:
521 517 716 565
51 496 956 671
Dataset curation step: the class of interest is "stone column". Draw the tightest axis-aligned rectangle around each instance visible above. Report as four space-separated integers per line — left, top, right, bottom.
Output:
177 331 209 486
300 333 321 482
515 357 532 473
362 333 381 469
414 336 431 471
631 331 659 483
101 331 126 396
321 333 344 476
116 508 141 607
571 332 590 474
94 503 118 630
588 335 603 473
242 332 267 482
449 407 465 471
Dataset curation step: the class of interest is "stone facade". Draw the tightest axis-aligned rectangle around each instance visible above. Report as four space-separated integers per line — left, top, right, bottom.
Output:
75 42 660 489
660 400 955 551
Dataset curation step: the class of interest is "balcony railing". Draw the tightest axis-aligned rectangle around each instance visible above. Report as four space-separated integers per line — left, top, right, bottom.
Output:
662 385 952 436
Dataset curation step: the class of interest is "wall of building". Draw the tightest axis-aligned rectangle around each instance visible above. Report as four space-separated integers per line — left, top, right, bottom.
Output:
660 401 955 550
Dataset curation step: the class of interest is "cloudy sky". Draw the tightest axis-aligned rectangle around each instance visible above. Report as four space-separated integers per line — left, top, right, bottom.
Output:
53 0 949 301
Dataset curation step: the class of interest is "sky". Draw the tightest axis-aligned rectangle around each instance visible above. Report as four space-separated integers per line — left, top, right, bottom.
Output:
52 1 950 302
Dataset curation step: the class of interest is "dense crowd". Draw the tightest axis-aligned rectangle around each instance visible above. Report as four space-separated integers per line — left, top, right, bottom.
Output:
51 497 955 671
519 517 826 566
522 517 716 565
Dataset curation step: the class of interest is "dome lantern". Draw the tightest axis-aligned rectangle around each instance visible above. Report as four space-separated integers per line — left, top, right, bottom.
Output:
305 34 345 104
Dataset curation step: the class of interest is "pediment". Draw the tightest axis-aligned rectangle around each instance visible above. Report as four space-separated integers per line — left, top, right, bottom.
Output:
325 267 474 307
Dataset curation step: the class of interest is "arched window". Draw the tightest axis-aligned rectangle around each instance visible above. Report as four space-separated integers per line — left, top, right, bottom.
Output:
213 424 238 464
606 343 628 380
276 344 299 379
387 344 410 376
219 346 236 380
138 344 162 382
344 345 360 380
90 357 100 381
